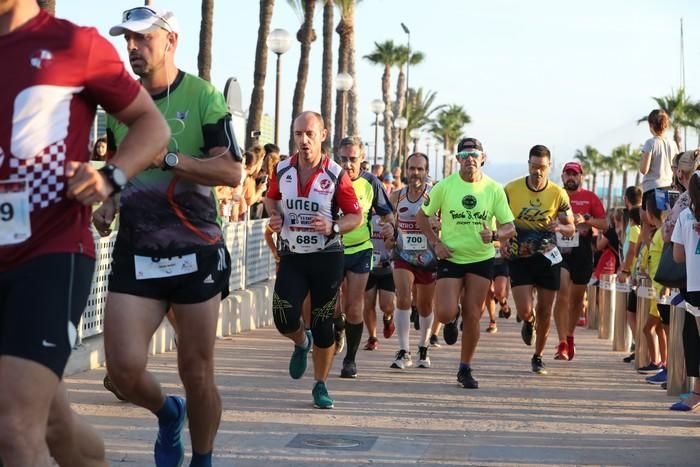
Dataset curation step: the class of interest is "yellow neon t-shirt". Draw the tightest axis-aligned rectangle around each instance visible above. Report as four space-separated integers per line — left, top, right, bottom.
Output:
421 172 514 264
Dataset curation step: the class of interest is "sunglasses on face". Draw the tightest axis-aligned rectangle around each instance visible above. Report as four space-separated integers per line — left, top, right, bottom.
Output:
122 7 173 32
456 150 482 160
340 156 361 164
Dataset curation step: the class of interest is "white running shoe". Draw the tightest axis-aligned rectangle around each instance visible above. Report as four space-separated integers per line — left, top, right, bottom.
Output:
390 349 412 369
417 346 431 368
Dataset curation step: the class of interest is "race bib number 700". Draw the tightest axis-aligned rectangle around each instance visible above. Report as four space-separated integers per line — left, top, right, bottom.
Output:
401 232 427 251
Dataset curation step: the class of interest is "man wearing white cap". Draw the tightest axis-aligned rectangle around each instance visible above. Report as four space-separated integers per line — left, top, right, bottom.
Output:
93 6 243 467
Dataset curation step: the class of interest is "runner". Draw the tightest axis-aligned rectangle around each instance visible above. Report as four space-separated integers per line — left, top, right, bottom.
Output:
362 212 396 351
0 1 169 465
264 111 361 408
387 152 438 369
503 145 575 375
552 161 606 360
94 8 243 466
417 138 515 388
336 136 393 378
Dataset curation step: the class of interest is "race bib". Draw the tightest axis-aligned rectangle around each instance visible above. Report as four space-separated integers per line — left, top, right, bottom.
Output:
543 246 563 265
134 253 198 280
0 180 31 246
616 282 631 293
556 231 579 248
598 279 613 291
289 229 324 253
494 246 502 259
372 251 382 268
636 286 656 300
401 232 427 251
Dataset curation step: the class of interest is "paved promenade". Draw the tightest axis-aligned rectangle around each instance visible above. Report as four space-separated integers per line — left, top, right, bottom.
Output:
65 313 700 466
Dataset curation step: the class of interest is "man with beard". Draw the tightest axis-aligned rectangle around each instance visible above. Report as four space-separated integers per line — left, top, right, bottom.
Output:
93 7 243 466
417 138 515 388
552 162 606 361
502 145 575 375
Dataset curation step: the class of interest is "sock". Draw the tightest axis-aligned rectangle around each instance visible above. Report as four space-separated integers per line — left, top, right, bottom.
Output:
395 308 411 351
156 396 178 425
344 322 364 363
419 314 434 347
190 450 213 467
296 332 310 349
459 362 471 371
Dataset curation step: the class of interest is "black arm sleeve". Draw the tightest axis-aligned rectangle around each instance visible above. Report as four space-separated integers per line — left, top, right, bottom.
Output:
202 115 243 162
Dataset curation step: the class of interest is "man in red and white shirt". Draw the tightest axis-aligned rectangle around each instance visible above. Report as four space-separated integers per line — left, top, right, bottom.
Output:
552 161 607 361
264 111 361 409
0 1 169 465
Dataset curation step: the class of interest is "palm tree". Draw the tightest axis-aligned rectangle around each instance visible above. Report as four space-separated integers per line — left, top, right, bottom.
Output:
608 146 634 208
364 40 401 170
197 0 214 82
37 0 55 14
401 87 443 165
638 88 689 150
287 0 317 155
392 47 424 163
320 0 334 154
333 0 359 149
428 105 471 177
246 0 275 149
574 145 603 195
612 143 638 194
631 146 643 187
679 100 700 147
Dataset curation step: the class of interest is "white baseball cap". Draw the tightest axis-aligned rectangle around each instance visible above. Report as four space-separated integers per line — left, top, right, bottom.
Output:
109 6 180 36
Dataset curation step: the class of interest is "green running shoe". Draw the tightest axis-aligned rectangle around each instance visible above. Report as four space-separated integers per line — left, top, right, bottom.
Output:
289 330 312 379
312 381 334 409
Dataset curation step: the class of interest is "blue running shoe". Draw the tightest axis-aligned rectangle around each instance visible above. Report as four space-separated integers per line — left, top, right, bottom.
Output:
154 395 186 467
289 329 312 379
646 368 667 385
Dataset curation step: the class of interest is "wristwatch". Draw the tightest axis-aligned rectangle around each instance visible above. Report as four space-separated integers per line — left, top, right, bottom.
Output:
332 222 340 235
162 152 179 170
98 163 127 194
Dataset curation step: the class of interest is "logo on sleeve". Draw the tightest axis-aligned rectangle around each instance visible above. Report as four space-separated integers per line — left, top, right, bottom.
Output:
30 49 53 69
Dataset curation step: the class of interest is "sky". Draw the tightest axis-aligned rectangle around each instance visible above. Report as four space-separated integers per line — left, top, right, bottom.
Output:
58 0 700 183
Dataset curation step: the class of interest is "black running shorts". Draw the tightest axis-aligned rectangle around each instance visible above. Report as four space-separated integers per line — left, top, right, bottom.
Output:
366 271 395 292
344 248 373 275
493 258 509 278
509 254 561 291
0 253 95 378
627 289 637 313
561 247 594 285
108 245 231 304
436 258 494 281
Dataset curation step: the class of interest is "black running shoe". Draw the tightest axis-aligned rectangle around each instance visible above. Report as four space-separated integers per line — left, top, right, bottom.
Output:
531 355 547 375
457 367 479 389
443 318 459 345
411 305 419 330
429 334 440 347
521 318 535 346
340 359 357 378
622 353 635 363
103 374 126 401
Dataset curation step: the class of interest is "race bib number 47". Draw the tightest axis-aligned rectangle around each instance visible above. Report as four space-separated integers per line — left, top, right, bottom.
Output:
556 232 579 248
0 180 31 246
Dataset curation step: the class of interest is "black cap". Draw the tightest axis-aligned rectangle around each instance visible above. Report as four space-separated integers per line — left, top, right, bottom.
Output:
457 137 483 152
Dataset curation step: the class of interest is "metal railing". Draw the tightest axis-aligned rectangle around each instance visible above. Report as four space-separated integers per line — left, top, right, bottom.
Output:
79 219 275 340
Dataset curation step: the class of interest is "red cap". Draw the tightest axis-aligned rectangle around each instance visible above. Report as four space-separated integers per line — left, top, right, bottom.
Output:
563 161 583 174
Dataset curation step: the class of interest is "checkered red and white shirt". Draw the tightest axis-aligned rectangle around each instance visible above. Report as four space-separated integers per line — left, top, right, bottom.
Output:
0 10 140 271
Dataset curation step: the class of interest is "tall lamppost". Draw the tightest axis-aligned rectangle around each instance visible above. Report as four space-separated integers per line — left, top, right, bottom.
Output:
409 128 421 153
335 72 354 144
394 116 408 168
267 28 292 145
400 22 411 162
370 99 385 165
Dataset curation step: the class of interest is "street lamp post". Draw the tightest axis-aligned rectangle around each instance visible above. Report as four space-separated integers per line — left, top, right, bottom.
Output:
370 99 385 165
267 28 292 146
394 116 408 168
409 128 421 154
401 22 411 165
335 72 354 144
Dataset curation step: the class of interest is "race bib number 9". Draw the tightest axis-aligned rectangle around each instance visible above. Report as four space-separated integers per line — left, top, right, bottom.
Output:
0 181 31 246
402 232 427 251
290 230 324 253
556 232 579 248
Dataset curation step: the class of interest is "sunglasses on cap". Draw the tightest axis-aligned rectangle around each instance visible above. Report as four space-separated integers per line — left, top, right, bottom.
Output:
456 150 482 160
122 7 173 32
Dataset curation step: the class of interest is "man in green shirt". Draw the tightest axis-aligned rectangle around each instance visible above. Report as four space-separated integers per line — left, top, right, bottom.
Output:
93 7 243 467
336 137 394 379
417 138 515 389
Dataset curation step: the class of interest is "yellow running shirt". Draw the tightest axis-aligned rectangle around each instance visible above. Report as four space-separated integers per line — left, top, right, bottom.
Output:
504 176 572 258
421 172 514 264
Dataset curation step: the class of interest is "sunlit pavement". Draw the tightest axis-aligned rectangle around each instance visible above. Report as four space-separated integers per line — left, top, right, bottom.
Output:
66 310 700 466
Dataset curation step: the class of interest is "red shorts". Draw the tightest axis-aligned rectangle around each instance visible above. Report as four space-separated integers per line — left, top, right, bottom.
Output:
394 258 436 285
